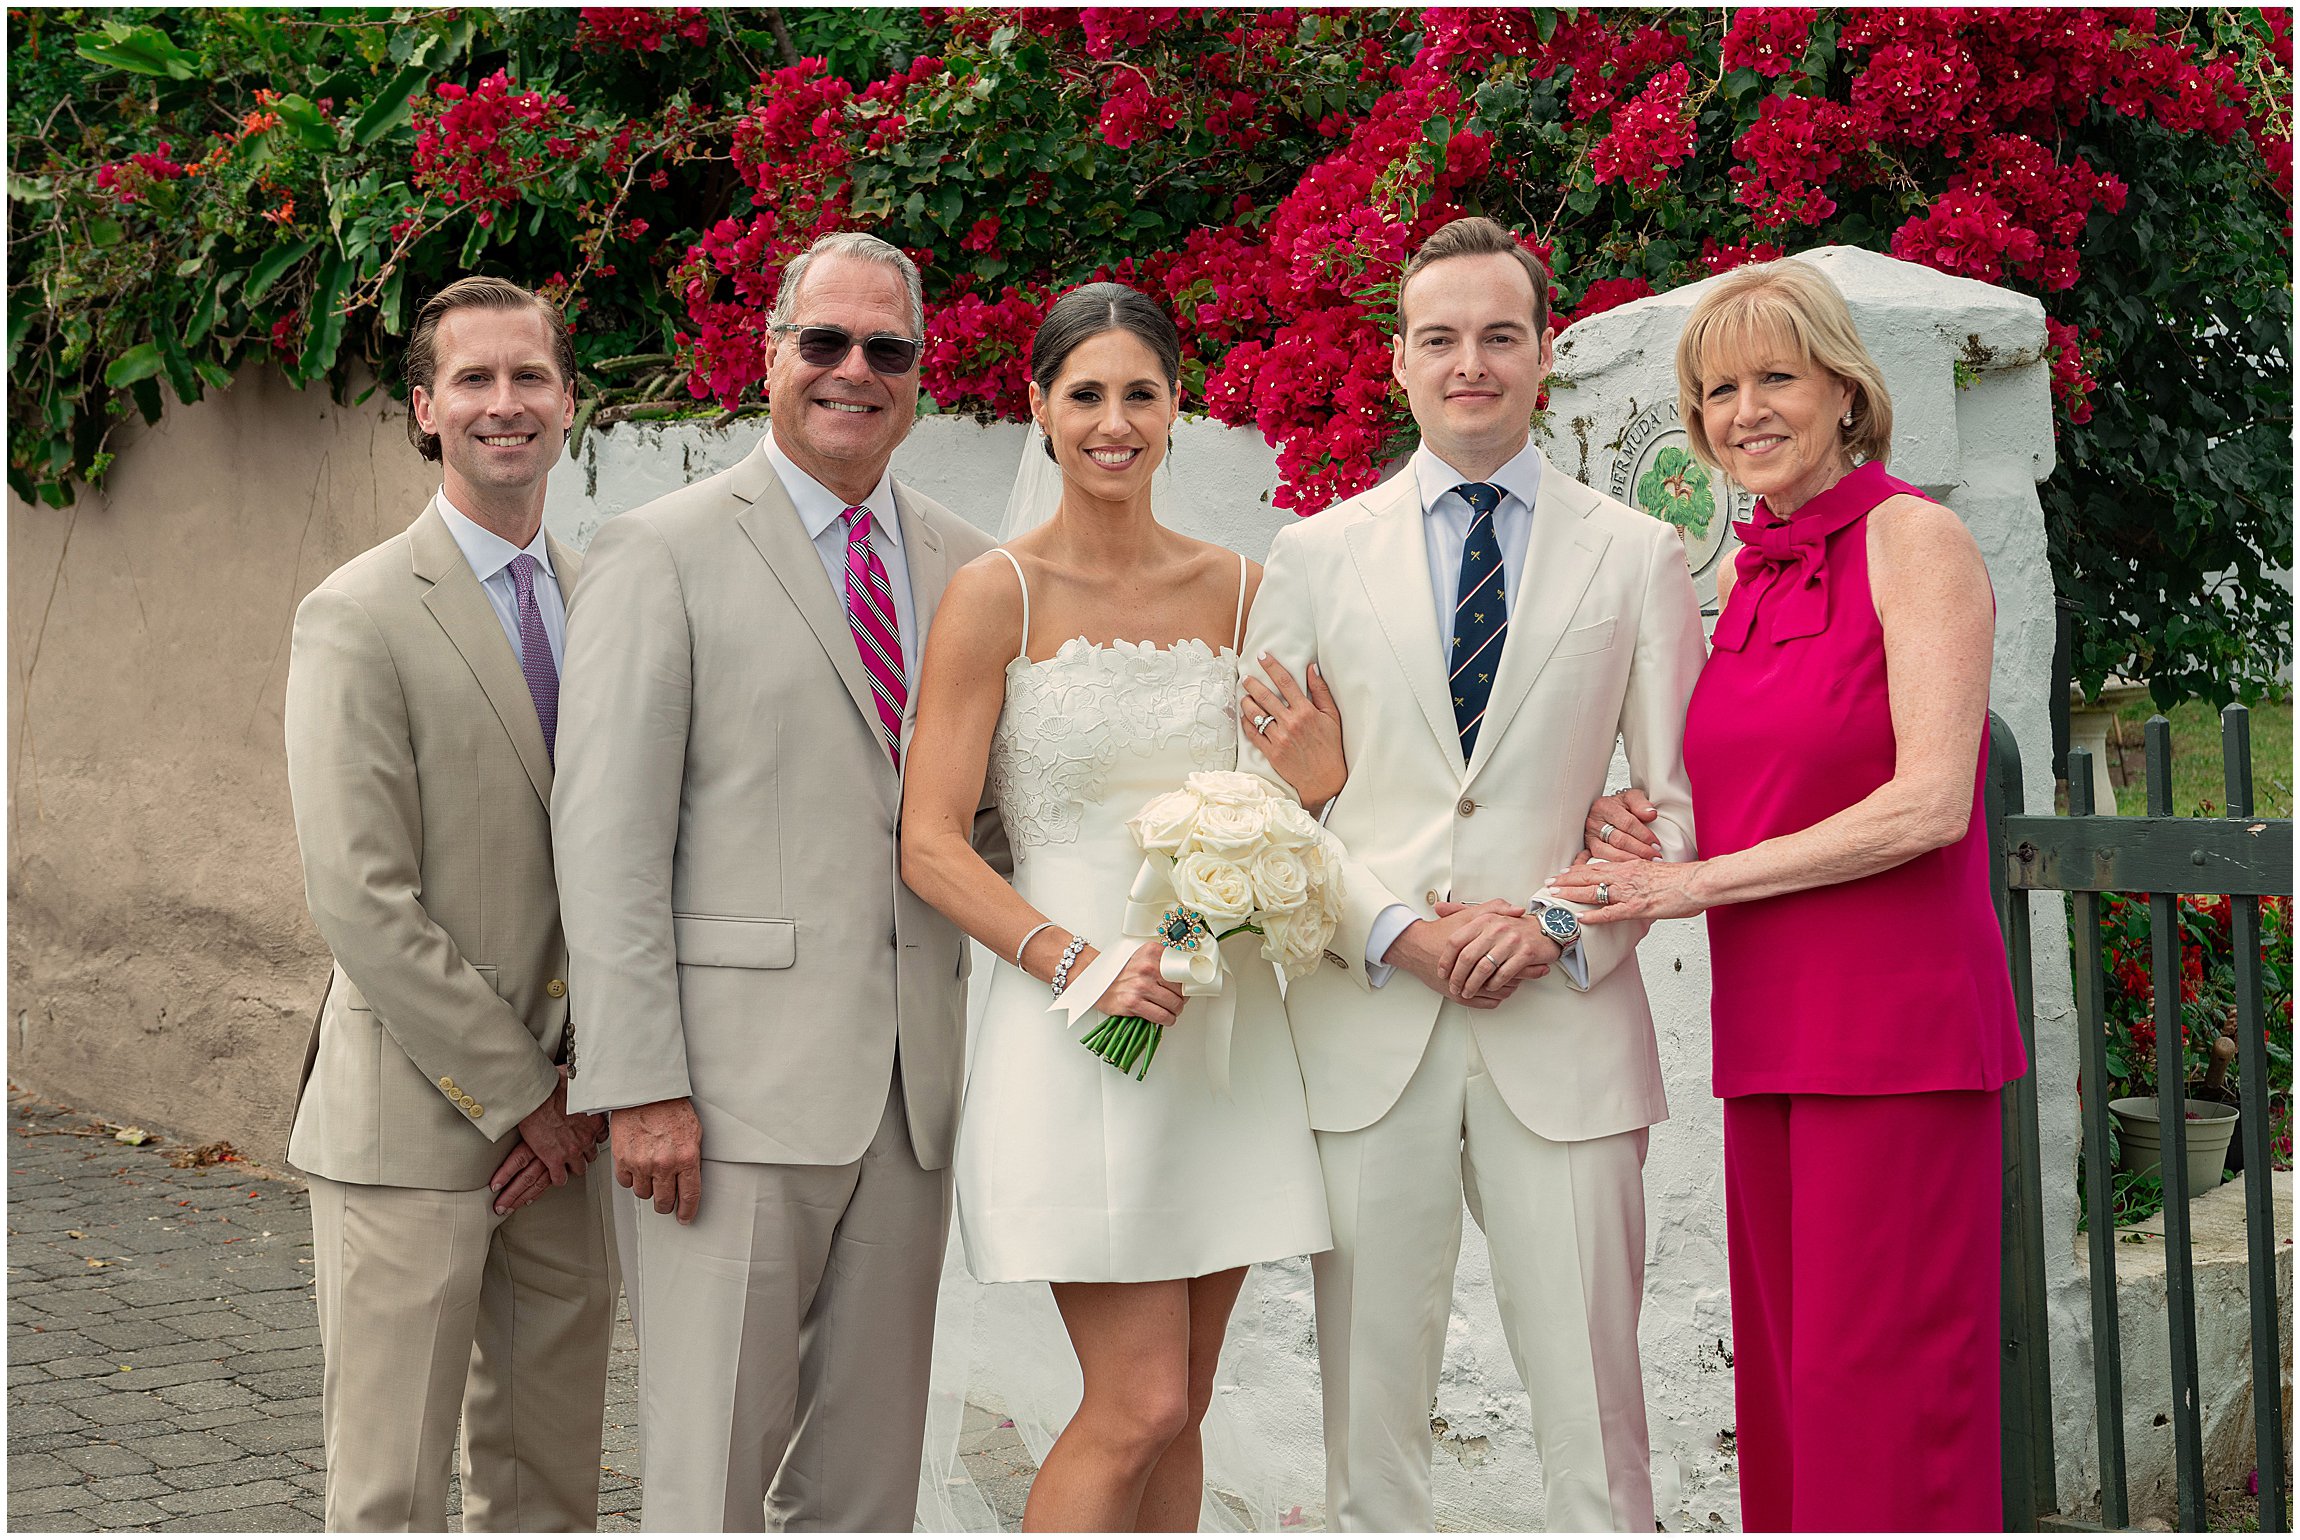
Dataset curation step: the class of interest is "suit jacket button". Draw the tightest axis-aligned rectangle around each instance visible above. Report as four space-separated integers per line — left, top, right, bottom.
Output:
546 979 567 998
1425 889 1440 907
1457 797 1476 817
438 1076 455 1090
468 1103 484 1118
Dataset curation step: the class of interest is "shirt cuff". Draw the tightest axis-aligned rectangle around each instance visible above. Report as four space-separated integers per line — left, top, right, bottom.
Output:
1365 903 1416 990
1556 934 1590 991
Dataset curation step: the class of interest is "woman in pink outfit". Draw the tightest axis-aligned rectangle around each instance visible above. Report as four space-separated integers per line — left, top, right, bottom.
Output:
1553 258 2026 1531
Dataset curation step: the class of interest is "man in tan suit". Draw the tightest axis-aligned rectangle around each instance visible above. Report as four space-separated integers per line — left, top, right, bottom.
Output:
553 231 1002 1531
284 277 616 1530
1238 218 1706 1531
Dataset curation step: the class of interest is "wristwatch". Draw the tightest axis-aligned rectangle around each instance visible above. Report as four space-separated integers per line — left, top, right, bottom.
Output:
1531 901 1581 946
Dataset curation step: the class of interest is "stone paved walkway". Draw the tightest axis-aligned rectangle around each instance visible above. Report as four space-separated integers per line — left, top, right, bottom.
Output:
7 1089 1036 1532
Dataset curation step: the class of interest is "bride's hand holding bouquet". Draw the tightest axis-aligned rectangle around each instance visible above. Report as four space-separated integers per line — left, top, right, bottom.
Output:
1061 770 1344 1080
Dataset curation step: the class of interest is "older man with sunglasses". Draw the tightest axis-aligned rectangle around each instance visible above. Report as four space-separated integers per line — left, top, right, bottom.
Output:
553 230 1005 1531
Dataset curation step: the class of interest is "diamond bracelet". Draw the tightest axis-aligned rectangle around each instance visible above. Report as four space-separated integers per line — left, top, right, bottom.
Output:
1049 934 1089 997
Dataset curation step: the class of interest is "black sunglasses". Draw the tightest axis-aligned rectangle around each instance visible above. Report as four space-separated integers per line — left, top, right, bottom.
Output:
774 324 923 376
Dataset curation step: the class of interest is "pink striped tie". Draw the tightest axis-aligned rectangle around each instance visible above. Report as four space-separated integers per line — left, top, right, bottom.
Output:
842 505 906 767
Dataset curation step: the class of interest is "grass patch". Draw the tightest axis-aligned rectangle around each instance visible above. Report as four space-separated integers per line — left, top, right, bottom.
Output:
2110 697 2292 818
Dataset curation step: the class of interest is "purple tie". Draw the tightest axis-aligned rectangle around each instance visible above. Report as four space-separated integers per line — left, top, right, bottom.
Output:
507 553 558 761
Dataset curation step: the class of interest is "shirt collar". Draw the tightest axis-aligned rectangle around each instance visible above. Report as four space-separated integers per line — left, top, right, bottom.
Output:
1411 436 1545 522
763 433 902 550
436 489 553 583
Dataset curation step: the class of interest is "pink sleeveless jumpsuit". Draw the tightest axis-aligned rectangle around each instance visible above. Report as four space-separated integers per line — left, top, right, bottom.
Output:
1683 459 2027 1531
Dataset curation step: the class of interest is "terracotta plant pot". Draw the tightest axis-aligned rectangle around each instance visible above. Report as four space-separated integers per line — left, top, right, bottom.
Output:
2108 1096 2241 1194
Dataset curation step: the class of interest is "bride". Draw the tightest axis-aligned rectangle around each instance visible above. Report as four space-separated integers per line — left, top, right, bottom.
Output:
900 282 1345 1531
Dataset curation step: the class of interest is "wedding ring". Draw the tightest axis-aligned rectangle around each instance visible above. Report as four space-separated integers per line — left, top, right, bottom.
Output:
1252 713 1275 734
1485 954 1502 968
1596 882 1612 906
1599 821 1616 844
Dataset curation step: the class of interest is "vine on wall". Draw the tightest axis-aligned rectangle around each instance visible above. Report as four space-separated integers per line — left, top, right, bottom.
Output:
8 7 2291 701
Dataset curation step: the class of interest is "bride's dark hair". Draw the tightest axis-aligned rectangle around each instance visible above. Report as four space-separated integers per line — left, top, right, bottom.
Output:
1028 282 1181 395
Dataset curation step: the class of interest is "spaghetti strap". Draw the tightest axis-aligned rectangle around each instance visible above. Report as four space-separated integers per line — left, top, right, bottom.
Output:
1231 552 1249 652
990 547 1030 661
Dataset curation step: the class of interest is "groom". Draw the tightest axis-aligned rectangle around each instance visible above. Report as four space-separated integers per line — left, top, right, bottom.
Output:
553 231 1002 1530
1238 217 1705 1531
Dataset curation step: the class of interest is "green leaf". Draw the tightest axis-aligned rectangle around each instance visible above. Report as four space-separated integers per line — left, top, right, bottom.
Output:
87 217 125 248
130 376 164 425
194 359 233 391
381 264 408 337
104 343 165 389
7 173 52 203
74 23 198 80
184 281 220 347
7 304 37 368
158 331 200 406
272 94 338 152
244 236 321 302
352 63 431 146
299 250 351 378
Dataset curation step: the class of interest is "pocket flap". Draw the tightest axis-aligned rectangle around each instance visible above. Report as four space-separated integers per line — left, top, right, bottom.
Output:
672 915 796 970
1553 617 1617 658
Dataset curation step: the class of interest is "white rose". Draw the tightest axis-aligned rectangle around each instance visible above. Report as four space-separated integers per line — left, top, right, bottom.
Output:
1130 788 1203 853
1248 845 1311 914
1264 799 1323 849
1259 908 1332 980
1188 798 1270 855
1188 770 1273 808
1171 851 1256 924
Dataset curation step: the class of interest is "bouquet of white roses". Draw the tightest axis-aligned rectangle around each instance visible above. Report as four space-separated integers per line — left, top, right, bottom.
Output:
1067 770 1345 1081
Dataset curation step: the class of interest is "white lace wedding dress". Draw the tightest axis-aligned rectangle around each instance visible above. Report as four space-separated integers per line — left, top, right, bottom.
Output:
954 548 1331 1283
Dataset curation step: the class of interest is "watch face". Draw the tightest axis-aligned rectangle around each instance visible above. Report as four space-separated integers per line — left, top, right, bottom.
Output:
1540 906 1579 941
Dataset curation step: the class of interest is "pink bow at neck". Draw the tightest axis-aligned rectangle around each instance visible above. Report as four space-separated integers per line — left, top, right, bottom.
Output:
1709 462 1889 653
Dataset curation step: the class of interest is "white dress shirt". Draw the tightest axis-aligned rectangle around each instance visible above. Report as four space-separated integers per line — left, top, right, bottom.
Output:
436 491 565 675
764 435 922 708
1364 437 1587 989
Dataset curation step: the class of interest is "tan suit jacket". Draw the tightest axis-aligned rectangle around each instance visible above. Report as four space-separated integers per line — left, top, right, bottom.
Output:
1238 454 1705 1141
553 440 1002 1169
284 498 579 1190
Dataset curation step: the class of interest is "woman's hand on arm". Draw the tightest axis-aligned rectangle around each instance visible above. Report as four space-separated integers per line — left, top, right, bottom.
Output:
1552 495 1994 918
899 556 1078 979
1241 653 1345 809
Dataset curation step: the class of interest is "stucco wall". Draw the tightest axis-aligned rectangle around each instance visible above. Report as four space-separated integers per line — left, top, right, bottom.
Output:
8 247 2078 1531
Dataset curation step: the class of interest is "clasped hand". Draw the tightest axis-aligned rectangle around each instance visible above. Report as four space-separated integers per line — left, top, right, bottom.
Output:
486 1065 607 1216
1385 898 1561 1007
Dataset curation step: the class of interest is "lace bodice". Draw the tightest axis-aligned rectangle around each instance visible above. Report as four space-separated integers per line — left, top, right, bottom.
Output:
986 637 1240 857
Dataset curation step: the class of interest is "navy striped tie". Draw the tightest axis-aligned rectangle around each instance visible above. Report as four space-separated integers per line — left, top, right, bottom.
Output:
1449 483 1507 760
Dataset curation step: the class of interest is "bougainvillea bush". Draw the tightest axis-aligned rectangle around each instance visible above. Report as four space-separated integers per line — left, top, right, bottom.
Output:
9 7 2291 701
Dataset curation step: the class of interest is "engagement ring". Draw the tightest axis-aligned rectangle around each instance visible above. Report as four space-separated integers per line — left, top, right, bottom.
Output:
1596 882 1612 906
1599 821 1616 844
1252 713 1275 734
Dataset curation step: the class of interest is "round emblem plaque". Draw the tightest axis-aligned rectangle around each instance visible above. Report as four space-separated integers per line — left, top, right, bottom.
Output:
1605 400 1751 612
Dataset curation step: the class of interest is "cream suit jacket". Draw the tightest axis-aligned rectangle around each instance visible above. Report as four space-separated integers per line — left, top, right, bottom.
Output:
284 499 579 1190
552 440 1003 1169
1238 454 1705 1141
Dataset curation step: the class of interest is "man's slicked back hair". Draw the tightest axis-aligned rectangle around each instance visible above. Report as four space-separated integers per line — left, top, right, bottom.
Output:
403 275 576 462
1398 216 1552 336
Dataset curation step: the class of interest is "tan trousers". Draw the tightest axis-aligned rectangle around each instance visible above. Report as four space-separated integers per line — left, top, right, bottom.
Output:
620 1076 950 1532
308 1163 616 1531
1312 1007 1655 1532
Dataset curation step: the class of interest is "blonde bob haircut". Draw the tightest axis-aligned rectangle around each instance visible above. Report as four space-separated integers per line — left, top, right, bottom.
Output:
1674 258 1893 474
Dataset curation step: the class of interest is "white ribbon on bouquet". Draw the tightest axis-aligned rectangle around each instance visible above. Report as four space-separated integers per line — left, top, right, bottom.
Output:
1047 851 1247 1095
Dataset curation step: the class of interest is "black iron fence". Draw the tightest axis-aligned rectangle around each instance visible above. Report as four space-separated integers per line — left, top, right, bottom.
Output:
1988 705 2292 1532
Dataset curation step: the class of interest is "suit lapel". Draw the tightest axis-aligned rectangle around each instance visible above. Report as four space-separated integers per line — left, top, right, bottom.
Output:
728 443 889 766
893 482 947 662
1464 452 1610 782
1344 471 1464 771
411 499 554 808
